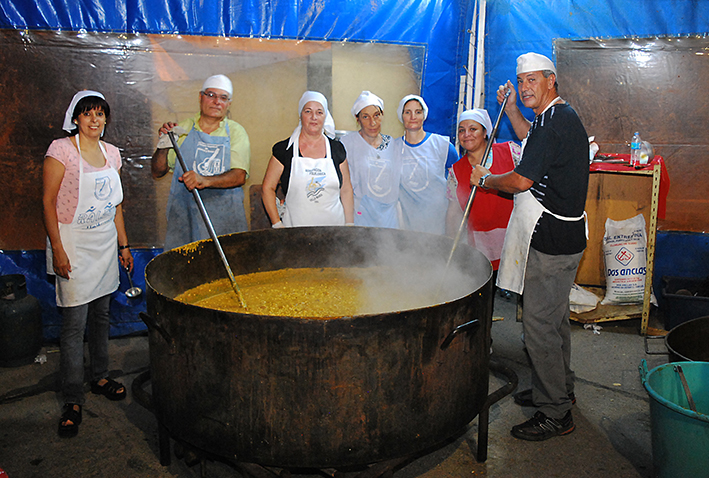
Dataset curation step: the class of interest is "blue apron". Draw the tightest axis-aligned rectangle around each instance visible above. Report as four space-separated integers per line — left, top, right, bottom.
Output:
164 122 247 250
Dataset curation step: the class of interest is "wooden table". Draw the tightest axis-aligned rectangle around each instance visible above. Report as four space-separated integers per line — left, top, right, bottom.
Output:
571 155 668 335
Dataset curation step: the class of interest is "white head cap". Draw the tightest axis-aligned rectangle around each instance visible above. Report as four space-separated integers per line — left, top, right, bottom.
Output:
201 74 233 98
62 90 105 133
458 109 493 139
397 94 429 123
351 91 384 117
288 91 337 148
516 52 556 76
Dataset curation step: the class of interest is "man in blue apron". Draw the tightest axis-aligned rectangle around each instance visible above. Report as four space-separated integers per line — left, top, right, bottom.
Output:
151 74 251 250
471 53 589 441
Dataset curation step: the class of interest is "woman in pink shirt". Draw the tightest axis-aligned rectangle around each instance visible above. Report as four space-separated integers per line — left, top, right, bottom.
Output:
43 90 133 438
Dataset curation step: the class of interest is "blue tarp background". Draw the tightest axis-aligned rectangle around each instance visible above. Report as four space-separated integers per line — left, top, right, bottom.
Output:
485 0 709 140
3 0 707 139
0 0 472 137
2 0 708 339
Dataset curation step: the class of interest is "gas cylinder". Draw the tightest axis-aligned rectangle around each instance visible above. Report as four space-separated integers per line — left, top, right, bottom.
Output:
0 274 43 367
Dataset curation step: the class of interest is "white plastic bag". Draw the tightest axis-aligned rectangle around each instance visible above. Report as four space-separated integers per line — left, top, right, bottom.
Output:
601 214 647 305
570 283 599 313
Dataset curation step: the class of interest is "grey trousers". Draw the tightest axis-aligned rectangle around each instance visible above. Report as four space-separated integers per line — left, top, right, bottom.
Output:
522 247 584 419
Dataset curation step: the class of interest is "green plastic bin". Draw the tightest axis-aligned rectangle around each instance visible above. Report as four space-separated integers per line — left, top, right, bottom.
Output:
639 360 709 478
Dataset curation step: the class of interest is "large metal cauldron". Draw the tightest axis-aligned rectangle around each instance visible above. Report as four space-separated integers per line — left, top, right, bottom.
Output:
666 315 709 362
144 226 493 468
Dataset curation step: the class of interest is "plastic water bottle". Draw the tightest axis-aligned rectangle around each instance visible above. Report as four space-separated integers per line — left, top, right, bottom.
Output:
630 132 641 166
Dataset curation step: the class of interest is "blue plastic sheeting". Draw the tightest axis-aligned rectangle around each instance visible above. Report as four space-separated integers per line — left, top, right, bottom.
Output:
0 249 161 341
0 0 472 137
3 0 709 138
486 0 709 141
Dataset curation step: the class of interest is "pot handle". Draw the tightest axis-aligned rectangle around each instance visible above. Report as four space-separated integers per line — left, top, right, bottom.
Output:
139 312 176 355
440 319 480 350
638 359 649 385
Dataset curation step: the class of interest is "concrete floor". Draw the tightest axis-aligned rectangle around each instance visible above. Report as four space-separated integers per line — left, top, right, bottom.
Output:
0 292 670 478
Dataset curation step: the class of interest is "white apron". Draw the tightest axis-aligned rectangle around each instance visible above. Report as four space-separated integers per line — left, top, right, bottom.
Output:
46 136 122 307
281 136 345 227
340 131 399 228
496 98 586 295
397 134 450 235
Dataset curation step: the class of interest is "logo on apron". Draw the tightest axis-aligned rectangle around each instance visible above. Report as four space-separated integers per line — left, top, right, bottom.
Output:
367 159 393 197
93 176 113 200
195 142 226 176
76 202 116 229
306 175 326 201
402 157 430 192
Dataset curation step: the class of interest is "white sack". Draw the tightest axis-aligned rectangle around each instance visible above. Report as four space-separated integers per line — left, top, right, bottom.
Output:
601 214 647 305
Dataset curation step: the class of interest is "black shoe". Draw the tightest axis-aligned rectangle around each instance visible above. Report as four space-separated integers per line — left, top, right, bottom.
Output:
58 403 82 438
511 410 575 441
513 388 576 407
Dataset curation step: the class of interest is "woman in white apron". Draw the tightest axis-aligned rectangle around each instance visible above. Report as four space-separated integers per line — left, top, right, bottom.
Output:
43 91 133 438
262 91 354 228
393 95 459 235
340 91 400 228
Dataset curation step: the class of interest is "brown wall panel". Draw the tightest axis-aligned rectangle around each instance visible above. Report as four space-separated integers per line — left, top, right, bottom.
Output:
556 37 709 233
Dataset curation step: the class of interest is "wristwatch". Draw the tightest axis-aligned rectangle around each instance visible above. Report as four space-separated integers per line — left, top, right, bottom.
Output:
479 173 492 189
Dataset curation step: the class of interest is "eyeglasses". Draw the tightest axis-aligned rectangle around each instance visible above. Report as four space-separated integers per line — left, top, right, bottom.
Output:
201 91 231 103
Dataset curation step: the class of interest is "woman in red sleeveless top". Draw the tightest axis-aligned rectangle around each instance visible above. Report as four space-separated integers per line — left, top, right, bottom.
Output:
445 109 521 271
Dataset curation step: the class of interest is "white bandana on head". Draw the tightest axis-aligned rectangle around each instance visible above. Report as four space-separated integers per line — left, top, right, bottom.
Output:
458 109 494 141
397 94 428 124
351 90 384 117
201 74 233 98
288 91 336 149
62 90 105 133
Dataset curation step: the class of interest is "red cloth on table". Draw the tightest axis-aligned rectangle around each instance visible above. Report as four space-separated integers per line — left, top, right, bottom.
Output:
589 154 669 219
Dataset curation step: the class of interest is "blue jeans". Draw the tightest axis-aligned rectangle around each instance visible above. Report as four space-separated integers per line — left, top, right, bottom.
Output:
59 294 111 405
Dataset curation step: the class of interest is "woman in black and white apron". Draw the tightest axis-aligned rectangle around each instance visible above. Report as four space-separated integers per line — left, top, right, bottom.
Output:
43 91 133 438
262 91 354 228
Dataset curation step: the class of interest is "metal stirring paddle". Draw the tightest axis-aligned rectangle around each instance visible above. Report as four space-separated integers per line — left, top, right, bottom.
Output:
167 131 247 309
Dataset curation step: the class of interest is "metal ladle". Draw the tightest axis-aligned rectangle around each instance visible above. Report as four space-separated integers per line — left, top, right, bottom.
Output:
124 266 142 298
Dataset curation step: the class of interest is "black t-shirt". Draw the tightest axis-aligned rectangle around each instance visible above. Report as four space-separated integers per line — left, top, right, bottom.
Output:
515 102 589 255
271 137 347 196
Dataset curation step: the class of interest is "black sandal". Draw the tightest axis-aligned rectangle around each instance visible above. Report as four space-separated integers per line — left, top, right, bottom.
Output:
58 403 82 438
90 377 127 401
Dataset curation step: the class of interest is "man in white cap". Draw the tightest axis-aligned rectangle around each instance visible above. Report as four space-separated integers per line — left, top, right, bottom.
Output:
471 52 589 441
151 74 251 250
